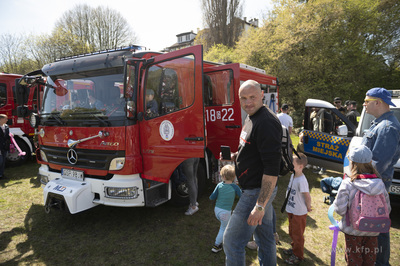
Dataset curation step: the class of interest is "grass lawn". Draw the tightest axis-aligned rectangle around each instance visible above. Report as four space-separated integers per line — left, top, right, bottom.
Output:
1 135 399 265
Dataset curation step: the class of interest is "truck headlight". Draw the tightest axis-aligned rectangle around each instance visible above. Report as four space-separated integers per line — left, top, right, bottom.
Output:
39 128 45 138
40 150 48 162
109 158 125 170
30 113 40 128
39 173 49 185
105 186 139 199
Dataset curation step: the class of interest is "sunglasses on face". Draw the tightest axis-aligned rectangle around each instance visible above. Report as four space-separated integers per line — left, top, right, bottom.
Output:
363 98 381 104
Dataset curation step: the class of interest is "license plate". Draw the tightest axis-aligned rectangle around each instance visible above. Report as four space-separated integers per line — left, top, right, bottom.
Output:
61 168 84 181
389 184 400 195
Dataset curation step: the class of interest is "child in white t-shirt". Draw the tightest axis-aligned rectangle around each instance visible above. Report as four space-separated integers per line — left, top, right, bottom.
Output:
284 152 312 265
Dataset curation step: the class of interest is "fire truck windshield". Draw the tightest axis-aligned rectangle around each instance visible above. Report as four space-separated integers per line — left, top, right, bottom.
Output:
41 73 126 126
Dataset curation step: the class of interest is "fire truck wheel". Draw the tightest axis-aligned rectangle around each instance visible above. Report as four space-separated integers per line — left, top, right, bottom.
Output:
6 138 30 167
170 160 207 206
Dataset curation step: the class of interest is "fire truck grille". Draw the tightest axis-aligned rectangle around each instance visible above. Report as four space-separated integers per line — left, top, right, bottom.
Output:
40 145 125 170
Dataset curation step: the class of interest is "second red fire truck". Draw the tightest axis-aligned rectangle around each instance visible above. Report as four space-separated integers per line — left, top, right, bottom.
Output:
0 72 42 166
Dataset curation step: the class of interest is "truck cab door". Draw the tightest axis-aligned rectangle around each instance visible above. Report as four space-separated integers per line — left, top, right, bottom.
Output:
301 99 356 173
138 45 205 182
203 63 241 159
0 76 12 120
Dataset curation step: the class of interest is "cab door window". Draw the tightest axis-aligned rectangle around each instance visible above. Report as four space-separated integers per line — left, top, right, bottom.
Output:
0 83 7 107
204 70 234 106
308 107 335 134
144 55 195 119
305 106 352 136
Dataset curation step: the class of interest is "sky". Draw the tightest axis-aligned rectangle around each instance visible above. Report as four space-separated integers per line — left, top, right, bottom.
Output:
0 0 273 51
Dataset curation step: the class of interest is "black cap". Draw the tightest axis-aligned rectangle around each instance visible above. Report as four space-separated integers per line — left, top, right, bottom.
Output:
350 100 357 106
146 89 155 95
281 103 289 110
334 97 341 102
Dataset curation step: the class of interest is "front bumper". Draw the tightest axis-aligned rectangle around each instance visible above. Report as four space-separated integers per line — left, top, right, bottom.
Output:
39 164 145 214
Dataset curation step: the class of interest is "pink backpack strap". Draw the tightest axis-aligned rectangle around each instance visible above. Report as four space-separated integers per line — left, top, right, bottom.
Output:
346 209 350 226
346 190 362 226
356 174 378 179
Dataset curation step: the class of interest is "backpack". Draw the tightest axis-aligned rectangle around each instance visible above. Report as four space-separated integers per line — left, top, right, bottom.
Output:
347 174 391 233
280 126 301 212
279 125 297 176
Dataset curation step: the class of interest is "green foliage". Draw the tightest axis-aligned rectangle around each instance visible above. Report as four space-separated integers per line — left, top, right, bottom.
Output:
203 44 237 63
206 0 400 126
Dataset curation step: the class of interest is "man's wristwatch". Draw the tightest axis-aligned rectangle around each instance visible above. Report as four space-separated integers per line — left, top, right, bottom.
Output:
256 204 265 211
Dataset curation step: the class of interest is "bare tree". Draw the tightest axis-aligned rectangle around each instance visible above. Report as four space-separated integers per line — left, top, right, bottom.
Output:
201 0 243 50
0 33 41 74
92 6 135 50
25 32 72 68
0 33 24 73
53 4 138 55
0 5 138 74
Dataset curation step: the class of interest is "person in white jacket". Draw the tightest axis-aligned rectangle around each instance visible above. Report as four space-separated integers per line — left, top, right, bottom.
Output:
333 145 391 266
277 103 293 135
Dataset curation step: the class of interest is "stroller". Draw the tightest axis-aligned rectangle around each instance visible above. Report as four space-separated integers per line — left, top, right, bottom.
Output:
320 176 343 205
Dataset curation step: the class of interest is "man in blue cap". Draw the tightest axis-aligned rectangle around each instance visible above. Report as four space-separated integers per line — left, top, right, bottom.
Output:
361 87 400 266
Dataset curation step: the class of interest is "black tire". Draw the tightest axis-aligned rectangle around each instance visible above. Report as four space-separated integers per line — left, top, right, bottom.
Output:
170 159 207 206
6 138 30 167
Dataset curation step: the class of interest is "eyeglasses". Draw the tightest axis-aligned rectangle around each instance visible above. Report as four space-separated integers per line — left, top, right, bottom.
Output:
364 98 381 104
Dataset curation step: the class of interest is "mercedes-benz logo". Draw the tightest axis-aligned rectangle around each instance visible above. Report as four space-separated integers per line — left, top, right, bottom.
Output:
67 149 78 165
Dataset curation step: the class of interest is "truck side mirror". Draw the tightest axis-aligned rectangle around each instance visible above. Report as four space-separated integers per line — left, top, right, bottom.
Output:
126 100 136 120
337 124 348 136
17 106 31 118
15 78 28 107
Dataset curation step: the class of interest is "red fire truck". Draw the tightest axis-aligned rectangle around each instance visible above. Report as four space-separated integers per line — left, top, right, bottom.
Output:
0 72 42 166
20 45 279 214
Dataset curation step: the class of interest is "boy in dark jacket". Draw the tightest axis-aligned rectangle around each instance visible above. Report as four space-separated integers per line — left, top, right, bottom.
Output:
0 114 10 178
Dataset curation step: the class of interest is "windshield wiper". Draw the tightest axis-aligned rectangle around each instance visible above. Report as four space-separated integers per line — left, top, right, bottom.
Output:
69 111 110 126
89 114 110 126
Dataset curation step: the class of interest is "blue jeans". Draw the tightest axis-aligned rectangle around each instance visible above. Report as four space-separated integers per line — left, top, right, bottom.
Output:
273 192 276 234
214 206 232 245
223 186 278 266
181 158 199 207
376 232 390 266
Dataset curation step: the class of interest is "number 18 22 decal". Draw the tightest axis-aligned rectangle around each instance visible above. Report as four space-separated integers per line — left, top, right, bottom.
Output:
205 108 234 122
